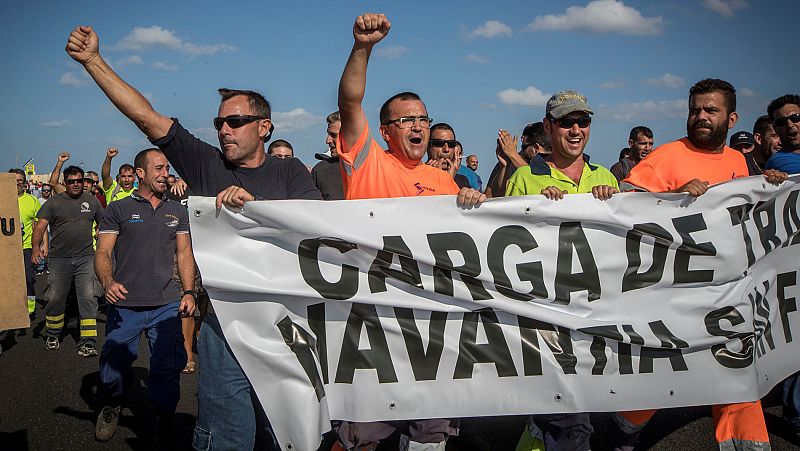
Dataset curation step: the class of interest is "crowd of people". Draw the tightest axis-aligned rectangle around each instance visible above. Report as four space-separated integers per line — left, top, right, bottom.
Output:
3 12 800 451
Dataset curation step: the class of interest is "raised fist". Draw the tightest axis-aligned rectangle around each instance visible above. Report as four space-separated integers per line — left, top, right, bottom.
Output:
66 26 99 65
106 147 119 158
353 14 391 47
58 152 70 163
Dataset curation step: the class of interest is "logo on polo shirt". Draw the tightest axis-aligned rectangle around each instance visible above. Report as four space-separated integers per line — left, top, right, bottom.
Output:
80 202 91 212
165 214 179 228
128 213 144 224
414 182 435 196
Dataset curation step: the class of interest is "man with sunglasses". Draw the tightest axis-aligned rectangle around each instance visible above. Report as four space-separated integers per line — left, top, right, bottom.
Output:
615 79 787 451
335 12 483 451
506 91 616 451
426 123 464 183
67 25 319 450
765 94 800 174
39 183 52 204
32 165 104 356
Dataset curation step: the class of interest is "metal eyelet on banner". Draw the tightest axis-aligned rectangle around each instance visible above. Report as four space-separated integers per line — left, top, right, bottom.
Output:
389 401 396 410
524 206 532 215
554 393 562 402
369 211 375 218
194 209 202 217
286 443 293 450
668 390 675 397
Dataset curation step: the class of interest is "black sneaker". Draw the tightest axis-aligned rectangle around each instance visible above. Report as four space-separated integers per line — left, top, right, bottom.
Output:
77 343 98 357
95 405 120 442
45 336 59 350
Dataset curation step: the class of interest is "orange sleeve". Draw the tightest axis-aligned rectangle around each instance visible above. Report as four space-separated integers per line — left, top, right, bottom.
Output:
337 121 371 166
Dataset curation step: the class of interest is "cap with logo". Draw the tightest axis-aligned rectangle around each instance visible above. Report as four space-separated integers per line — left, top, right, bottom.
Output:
546 90 594 119
729 131 754 148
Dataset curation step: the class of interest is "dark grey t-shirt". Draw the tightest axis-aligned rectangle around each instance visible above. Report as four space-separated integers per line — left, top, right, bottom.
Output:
38 192 103 257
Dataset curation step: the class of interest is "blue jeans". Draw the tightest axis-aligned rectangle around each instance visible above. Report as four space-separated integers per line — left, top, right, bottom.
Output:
784 372 800 429
99 302 186 411
193 312 279 451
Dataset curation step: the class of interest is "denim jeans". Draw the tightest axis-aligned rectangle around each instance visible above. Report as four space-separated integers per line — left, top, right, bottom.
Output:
193 312 279 451
99 301 186 411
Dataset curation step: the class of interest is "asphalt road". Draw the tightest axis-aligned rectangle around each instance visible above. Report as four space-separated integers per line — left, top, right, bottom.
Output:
1 306 799 451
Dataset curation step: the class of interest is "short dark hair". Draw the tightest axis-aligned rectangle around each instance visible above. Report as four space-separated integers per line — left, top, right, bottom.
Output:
8 168 25 180
218 88 271 119
86 170 99 179
522 122 551 150
689 78 736 114
267 139 293 155
326 111 341 124
63 165 84 179
42 183 51 189
753 115 774 137
629 126 653 141
619 148 631 160
429 123 456 139
133 148 162 170
379 91 423 125
767 94 800 120
118 164 134 174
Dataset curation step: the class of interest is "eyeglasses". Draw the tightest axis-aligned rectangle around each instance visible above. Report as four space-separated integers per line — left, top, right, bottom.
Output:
774 113 800 128
42 189 52 193
213 115 266 131
382 116 433 129
552 116 592 129
430 139 459 148
64 178 83 185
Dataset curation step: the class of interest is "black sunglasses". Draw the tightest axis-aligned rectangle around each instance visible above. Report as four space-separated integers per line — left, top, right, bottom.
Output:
430 139 459 148
64 178 83 185
553 116 592 129
213 115 266 131
774 113 800 128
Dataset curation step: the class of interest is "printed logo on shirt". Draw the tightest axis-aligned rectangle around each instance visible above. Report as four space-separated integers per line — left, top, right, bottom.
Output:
128 213 144 224
414 182 435 196
80 202 91 212
165 214 179 228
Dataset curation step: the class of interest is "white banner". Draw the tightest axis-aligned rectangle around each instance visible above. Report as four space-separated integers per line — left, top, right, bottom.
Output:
189 175 800 451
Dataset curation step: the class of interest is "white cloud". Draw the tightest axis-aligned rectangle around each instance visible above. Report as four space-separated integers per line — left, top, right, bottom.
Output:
599 81 625 89
527 0 663 35
644 73 685 89
464 54 490 64
40 119 72 128
152 61 178 71
702 0 748 17
112 25 235 56
468 20 512 39
272 108 324 133
497 86 551 107
597 99 685 122
58 71 89 87
740 87 755 97
191 127 218 142
374 45 409 59
116 55 143 67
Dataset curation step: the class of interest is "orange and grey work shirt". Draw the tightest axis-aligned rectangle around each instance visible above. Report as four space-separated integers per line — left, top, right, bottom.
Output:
337 122 459 200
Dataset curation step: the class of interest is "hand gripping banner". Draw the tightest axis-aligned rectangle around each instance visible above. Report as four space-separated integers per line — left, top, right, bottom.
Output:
189 175 800 451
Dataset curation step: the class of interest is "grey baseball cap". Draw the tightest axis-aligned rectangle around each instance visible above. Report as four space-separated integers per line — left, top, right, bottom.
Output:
546 90 594 119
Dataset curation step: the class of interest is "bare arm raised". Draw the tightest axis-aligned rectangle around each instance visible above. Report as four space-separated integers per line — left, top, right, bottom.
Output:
66 26 173 140
337 14 391 150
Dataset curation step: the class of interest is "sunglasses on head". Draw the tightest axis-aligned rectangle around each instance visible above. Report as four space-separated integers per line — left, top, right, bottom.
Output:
552 116 592 129
64 178 83 185
430 139 459 148
213 115 266 131
774 113 800 128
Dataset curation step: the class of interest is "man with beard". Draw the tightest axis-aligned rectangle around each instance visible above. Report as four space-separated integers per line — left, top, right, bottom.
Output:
93 149 195 445
615 79 786 451
766 94 800 174
67 25 319 450
609 126 653 182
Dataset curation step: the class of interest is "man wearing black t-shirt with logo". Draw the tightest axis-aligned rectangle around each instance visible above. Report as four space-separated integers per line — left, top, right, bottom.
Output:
68 25 320 450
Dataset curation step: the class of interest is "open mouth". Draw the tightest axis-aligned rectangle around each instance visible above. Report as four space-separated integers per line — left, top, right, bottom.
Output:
409 137 423 145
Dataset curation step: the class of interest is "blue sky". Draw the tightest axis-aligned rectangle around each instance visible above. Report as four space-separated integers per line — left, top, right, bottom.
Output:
1 0 796 181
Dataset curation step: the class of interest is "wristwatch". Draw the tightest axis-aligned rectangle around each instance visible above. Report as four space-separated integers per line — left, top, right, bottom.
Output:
182 290 197 298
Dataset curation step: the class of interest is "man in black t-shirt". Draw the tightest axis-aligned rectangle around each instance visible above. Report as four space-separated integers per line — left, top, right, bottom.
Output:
32 165 104 356
68 25 320 450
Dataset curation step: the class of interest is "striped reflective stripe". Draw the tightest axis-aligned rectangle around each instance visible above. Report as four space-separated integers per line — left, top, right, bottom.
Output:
46 322 64 329
80 329 98 337
342 161 353 177
352 131 372 171
80 319 97 326
46 314 65 322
